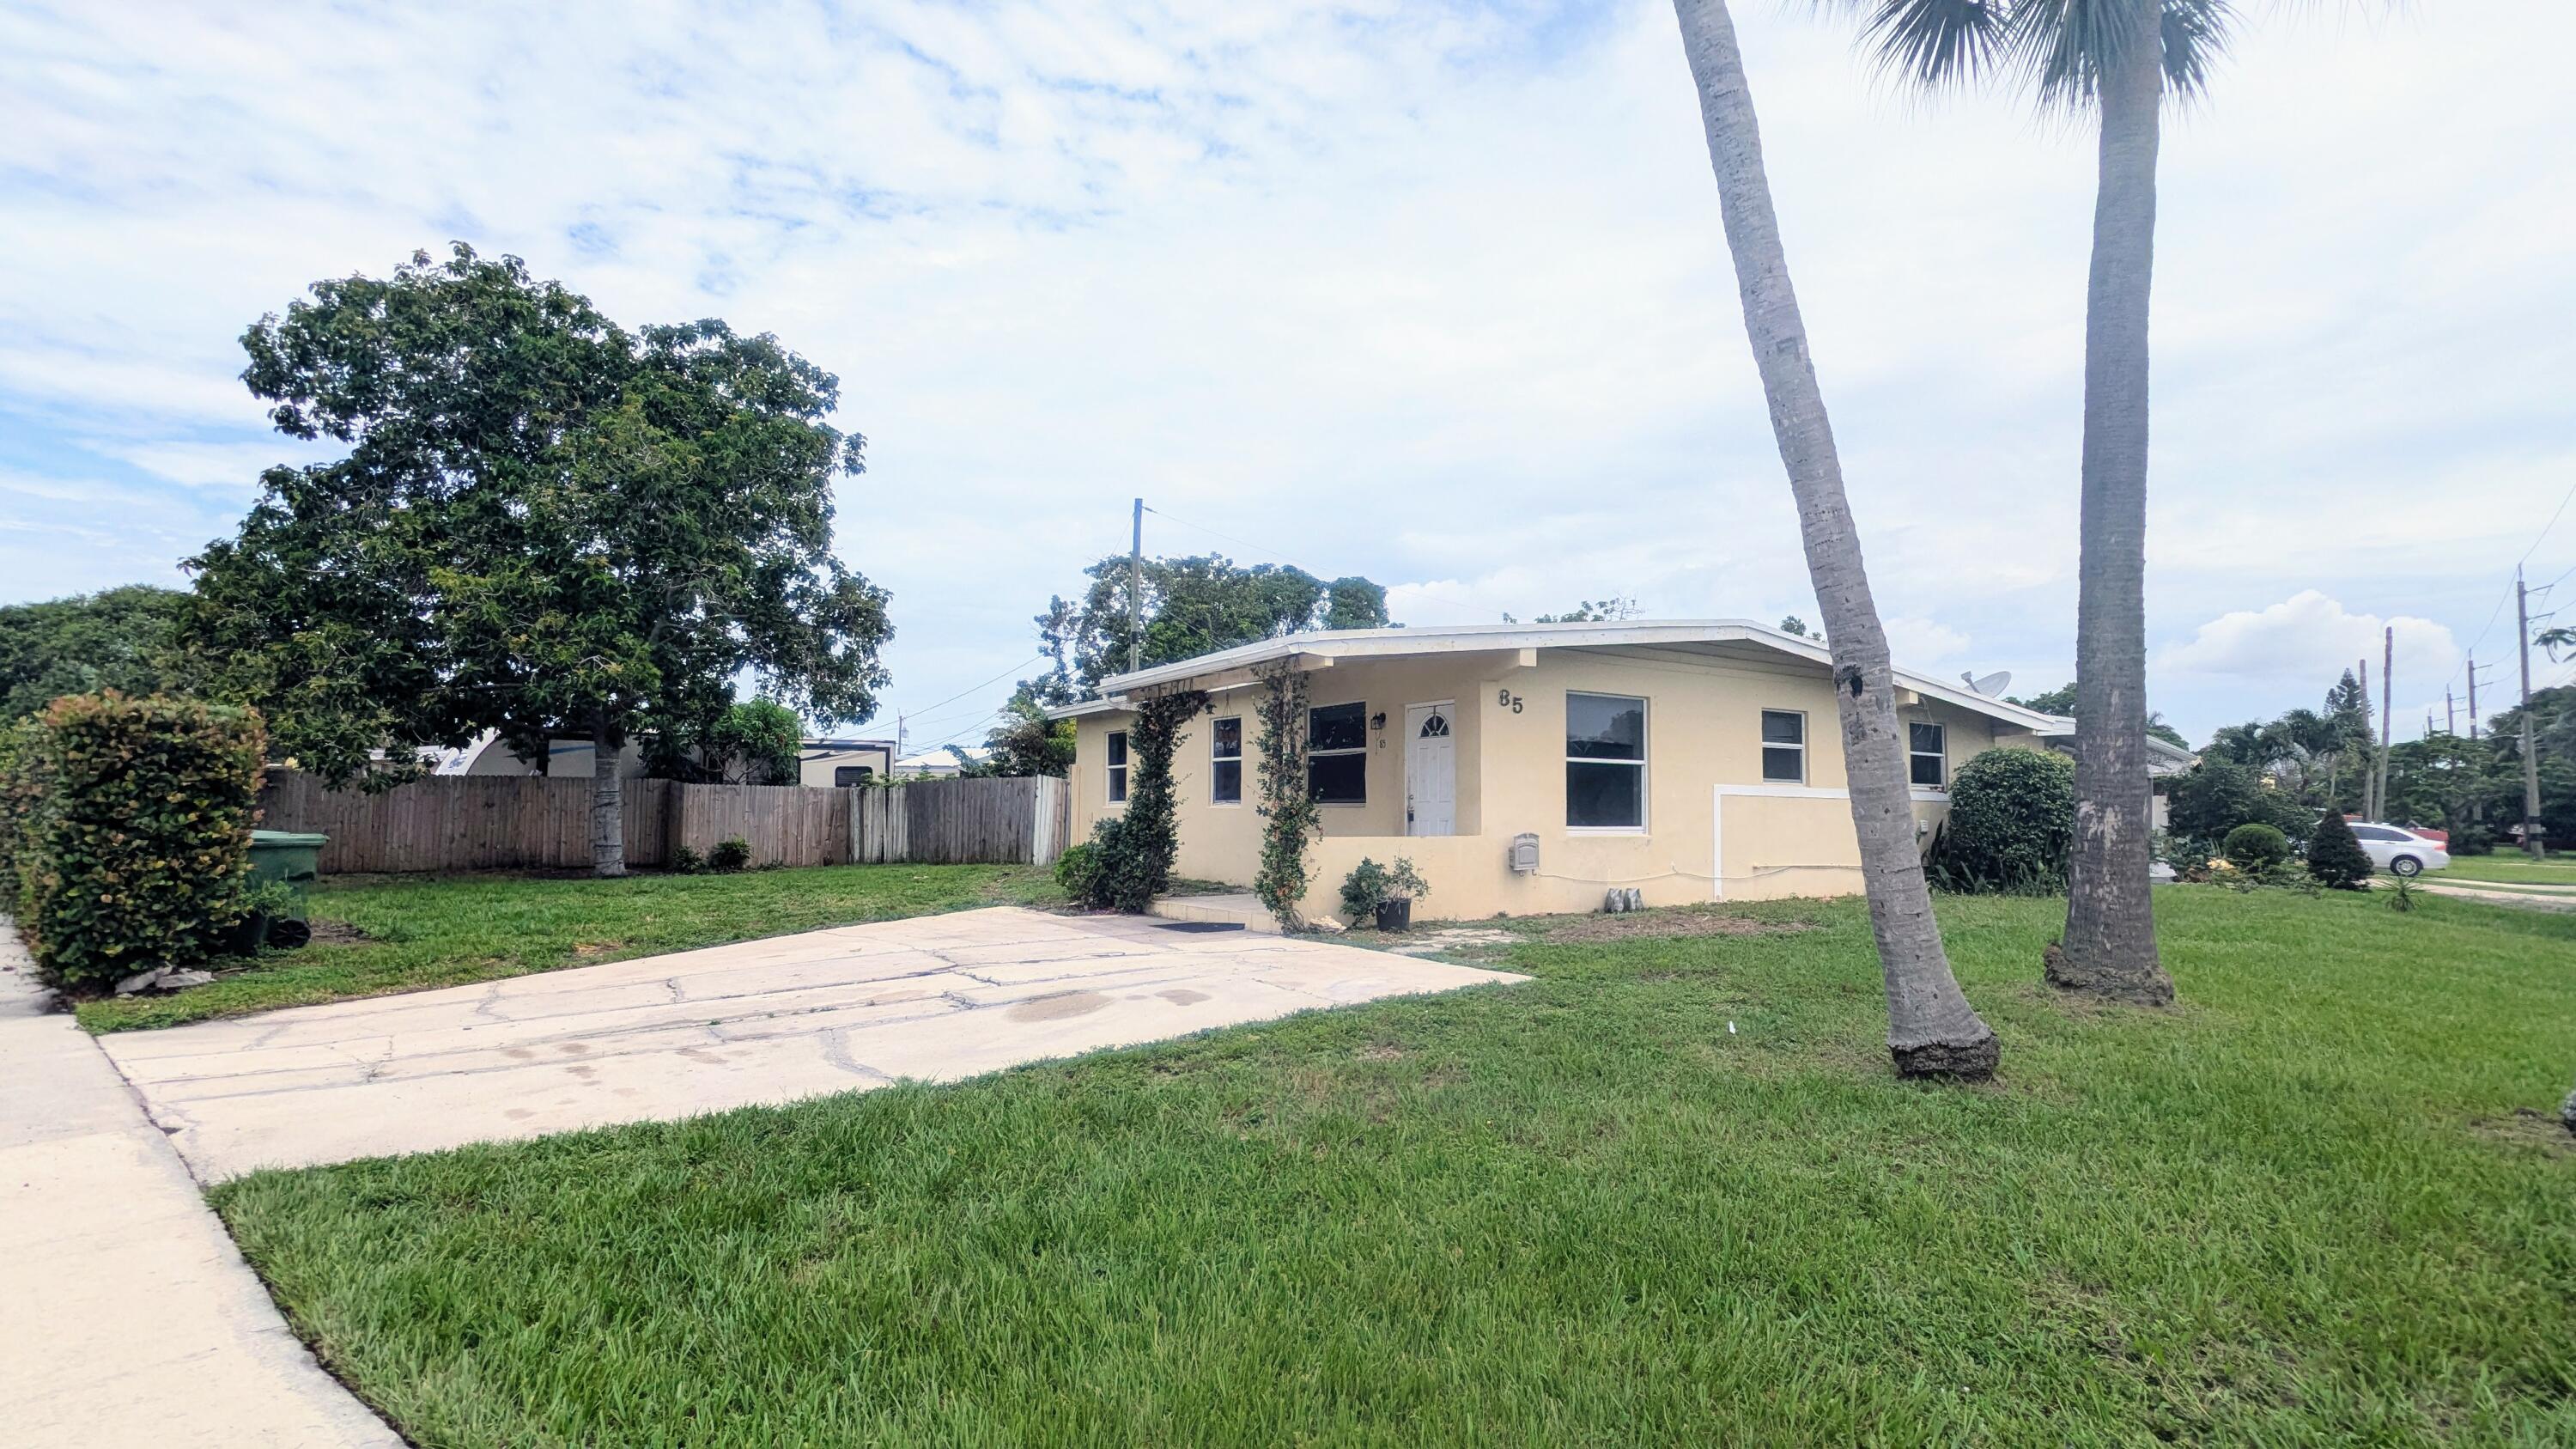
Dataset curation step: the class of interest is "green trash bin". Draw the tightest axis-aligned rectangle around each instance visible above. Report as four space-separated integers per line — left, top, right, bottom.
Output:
244 830 329 950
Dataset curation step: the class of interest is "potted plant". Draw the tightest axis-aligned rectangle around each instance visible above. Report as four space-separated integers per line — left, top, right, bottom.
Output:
1340 855 1429 932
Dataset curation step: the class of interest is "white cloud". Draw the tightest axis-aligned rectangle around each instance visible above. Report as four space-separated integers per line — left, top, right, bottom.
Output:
1 0 2570 739
2157 590 2460 696
1884 617 1970 666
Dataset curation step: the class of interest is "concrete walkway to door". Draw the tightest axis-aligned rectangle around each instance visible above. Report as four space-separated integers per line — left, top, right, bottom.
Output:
0 922 400 1449
106 906 1525 1182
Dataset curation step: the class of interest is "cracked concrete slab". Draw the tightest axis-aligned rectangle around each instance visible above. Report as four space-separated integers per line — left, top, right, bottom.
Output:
105 907 1525 1182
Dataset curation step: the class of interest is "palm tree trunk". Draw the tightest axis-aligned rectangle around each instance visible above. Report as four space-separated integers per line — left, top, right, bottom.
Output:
2050 0 2175 1007
591 707 627 878
1673 0 1996 1079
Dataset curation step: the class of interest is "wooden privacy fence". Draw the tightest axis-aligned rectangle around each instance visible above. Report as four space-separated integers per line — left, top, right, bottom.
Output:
850 776 1071 867
260 770 1069 874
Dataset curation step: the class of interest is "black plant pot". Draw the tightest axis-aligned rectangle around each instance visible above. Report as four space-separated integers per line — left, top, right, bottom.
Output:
1374 898 1412 932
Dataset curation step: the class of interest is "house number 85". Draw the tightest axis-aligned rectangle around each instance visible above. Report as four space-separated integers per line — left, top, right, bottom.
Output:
1496 689 1523 713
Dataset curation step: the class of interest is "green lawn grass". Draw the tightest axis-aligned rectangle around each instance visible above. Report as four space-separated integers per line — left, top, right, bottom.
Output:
2438 853 2576 887
210 887 2576 1446
78 863 1062 1033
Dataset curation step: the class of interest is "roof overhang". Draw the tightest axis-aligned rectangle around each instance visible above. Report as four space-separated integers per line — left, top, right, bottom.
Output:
1043 619 2071 733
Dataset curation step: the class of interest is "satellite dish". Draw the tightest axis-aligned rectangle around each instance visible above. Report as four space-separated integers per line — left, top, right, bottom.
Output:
1961 670 2011 697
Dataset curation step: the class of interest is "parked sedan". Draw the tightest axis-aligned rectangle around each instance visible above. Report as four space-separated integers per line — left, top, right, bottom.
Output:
2348 823 2452 877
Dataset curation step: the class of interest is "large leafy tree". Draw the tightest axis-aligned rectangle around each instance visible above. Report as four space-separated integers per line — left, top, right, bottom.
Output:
1030 553 1388 702
1673 0 1997 1078
180 245 890 875
1818 0 2258 1007
0 585 186 722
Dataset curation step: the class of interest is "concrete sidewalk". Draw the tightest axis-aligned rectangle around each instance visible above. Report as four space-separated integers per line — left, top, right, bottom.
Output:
0 923 398 1449
107 906 1525 1183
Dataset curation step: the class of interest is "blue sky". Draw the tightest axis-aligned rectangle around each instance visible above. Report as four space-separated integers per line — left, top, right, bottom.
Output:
4 0 2572 752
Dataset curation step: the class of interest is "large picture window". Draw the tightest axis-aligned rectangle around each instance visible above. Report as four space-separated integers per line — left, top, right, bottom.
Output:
1210 715 1243 804
1909 721 1947 788
1760 710 1806 782
1106 730 1128 803
1308 702 1367 804
1566 691 1646 830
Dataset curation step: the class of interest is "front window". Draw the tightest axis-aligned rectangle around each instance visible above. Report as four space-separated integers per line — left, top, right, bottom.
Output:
1308 702 1367 804
1566 691 1646 829
833 765 874 788
1760 710 1805 782
1210 715 1242 804
1106 730 1128 803
1909 722 1946 788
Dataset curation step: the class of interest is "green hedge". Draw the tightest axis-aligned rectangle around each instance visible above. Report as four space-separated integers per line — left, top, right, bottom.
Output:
4 694 266 990
1927 746 2075 893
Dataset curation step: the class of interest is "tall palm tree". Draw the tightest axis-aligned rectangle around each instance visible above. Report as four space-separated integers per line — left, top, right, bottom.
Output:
1673 0 1999 1079
1820 0 2239 1006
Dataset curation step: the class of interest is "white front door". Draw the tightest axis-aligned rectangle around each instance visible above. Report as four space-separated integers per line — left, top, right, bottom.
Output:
1405 702 1455 837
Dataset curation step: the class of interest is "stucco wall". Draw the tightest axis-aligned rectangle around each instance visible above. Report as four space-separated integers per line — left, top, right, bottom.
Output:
798 746 893 788
1070 644 2040 922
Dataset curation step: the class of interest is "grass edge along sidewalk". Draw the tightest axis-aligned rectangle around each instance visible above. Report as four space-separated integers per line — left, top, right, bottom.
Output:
213 888 2576 1446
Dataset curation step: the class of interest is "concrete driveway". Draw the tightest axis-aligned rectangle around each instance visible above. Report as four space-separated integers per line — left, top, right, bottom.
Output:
106 907 1524 1182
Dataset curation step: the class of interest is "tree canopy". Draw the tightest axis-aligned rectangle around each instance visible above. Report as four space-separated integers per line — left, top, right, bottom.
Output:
1025 553 1388 703
0 586 187 723
179 245 890 788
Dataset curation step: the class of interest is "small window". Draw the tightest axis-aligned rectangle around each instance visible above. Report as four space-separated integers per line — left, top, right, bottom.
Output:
1760 710 1805 782
1567 691 1646 829
833 765 875 788
1211 715 1242 804
1909 722 1946 788
1106 730 1128 803
1309 703 1367 804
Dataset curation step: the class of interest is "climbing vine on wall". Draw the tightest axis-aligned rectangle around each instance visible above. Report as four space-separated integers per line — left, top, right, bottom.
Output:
1087 688 1206 912
1251 662 1321 928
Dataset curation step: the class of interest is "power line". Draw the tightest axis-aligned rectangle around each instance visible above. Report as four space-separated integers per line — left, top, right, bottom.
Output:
882 652 1049 728
2450 472 2576 692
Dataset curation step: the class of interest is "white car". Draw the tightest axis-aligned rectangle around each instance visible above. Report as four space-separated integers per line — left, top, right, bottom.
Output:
2346 823 2451 877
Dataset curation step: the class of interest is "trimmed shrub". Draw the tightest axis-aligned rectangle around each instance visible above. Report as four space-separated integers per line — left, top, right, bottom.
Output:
5 693 265 990
708 836 752 873
1078 815 1164 913
1927 746 2075 893
1339 856 1429 925
2222 823 2291 874
2306 810 2373 890
1054 840 1103 904
667 844 705 875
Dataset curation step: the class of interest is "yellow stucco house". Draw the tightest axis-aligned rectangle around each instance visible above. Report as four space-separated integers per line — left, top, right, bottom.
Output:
1052 619 2154 925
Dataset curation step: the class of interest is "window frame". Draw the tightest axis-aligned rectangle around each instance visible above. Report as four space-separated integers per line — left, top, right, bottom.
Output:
1209 714 1243 805
1908 721 1947 790
1759 709 1807 785
1105 729 1129 804
1307 702 1368 806
832 764 875 788
1564 691 1649 833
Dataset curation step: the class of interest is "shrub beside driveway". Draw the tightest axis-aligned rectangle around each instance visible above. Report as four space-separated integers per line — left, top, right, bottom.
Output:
77 863 1062 1032
211 888 2576 1445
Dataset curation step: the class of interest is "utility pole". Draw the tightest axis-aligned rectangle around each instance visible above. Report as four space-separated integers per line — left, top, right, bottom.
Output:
2468 654 2482 740
2357 655 2372 818
2445 687 2456 736
1127 496 1145 677
2518 570 2545 857
2376 625 2393 822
